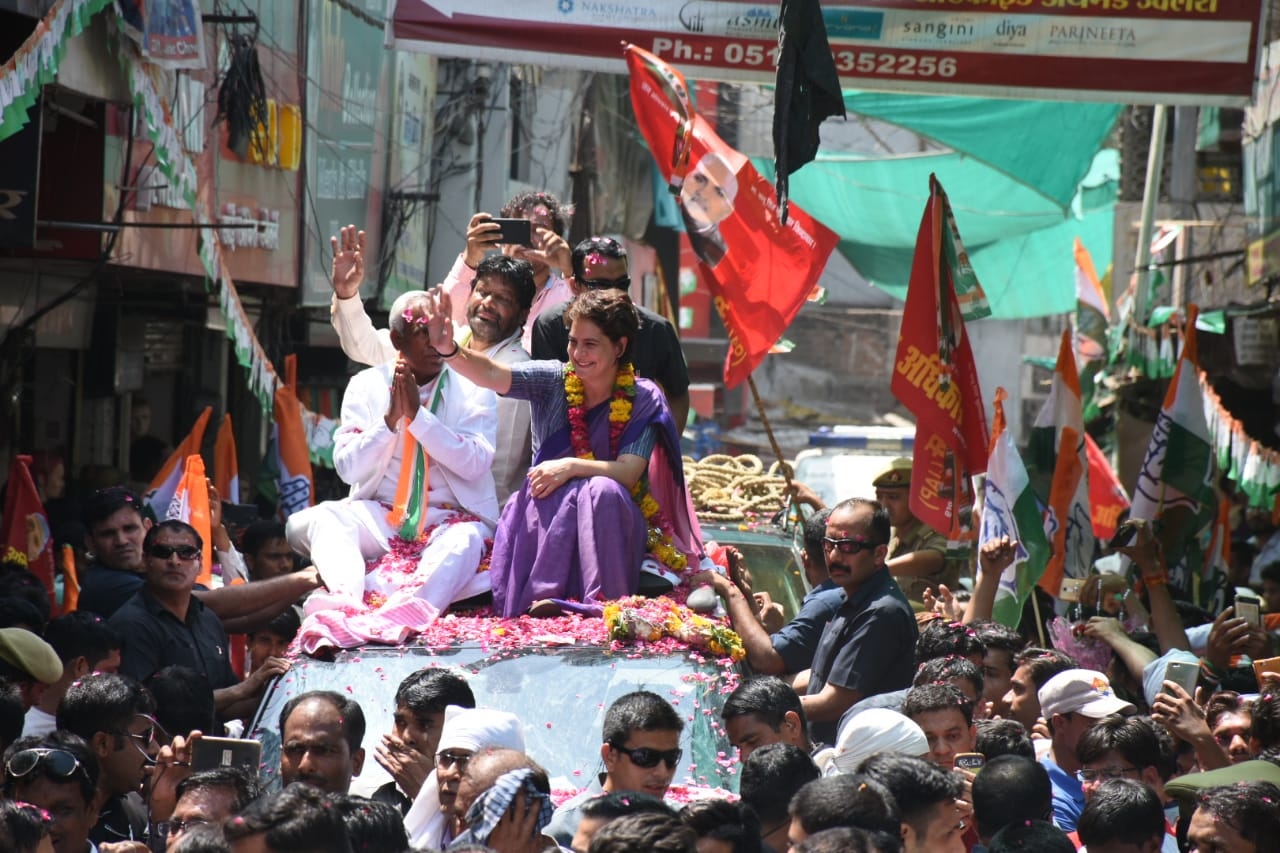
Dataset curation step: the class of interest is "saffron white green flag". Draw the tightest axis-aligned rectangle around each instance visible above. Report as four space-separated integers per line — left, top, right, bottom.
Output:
980 388 1051 628
1028 329 1092 596
1130 306 1216 583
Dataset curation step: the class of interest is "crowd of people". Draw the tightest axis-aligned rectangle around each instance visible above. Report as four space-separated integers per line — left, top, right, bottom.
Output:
1 189 1279 852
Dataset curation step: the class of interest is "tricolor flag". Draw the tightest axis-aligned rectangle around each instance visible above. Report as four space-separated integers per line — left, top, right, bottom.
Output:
273 355 314 520
213 414 240 504
1074 238 1111 421
1130 304 1216 586
1085 433 1129 542
890 175 989 544
980 388 1050 628
1029 329 1092 596
165 454 214 587
145 406 212 517
2 455 56 613
625 43 838 388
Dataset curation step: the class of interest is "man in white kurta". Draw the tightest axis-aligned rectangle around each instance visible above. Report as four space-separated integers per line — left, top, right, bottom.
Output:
330 230 534 505
287 291 500 614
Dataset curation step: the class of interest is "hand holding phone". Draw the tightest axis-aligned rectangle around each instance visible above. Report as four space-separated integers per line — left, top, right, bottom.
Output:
1235 595 1263 629
1161 660 1200 697
955 753 985 772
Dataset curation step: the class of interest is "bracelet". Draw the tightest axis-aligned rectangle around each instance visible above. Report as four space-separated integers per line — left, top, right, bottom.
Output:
1141 573 1168 589
438 342 460 360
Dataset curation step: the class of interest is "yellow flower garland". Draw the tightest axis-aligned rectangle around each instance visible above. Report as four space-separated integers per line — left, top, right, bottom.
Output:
563 363 686 574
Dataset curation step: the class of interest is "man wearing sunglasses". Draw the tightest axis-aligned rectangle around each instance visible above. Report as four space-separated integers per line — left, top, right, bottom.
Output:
795 498 918 747
2 731 101 853
530 236 691 432
57 673 158 848
110 522 279 723
547 690 685 847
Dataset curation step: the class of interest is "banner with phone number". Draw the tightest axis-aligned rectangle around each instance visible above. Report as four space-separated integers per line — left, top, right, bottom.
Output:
389 0 1262 105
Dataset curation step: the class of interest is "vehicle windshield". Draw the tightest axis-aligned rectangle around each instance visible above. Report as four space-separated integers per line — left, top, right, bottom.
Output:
705 525 808 620
250 642 742 797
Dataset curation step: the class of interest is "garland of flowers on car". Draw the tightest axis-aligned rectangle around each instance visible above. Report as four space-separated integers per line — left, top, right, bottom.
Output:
564 361 688 574
604 595 746 662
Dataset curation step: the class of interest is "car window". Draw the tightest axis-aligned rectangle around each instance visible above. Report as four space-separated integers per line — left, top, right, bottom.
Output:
250 644 741 796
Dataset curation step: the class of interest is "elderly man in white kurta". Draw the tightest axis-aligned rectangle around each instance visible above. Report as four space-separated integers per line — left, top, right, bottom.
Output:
329 227 534 506
287 290 500 615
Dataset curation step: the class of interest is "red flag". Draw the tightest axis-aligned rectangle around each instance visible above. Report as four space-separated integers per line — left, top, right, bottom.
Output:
890 176 989 542
1084 433 1130 541
3 455 56 612
625 44 838 388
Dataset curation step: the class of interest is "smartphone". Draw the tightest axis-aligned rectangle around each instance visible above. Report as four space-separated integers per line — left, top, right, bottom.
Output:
1235 595 1263 628
1059 578 1084 603
1107 521 1139 551
1252 655 1280 684
488 217 533 247
190 737 262 773
1161 660 1200 696
955 753 985 772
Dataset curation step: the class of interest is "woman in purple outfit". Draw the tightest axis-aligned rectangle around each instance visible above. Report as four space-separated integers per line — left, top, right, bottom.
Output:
420 286 703 617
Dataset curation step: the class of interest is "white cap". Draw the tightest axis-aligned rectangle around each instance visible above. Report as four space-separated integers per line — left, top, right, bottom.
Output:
437 705 526 754
1038 669 1135 719
819 709 929 775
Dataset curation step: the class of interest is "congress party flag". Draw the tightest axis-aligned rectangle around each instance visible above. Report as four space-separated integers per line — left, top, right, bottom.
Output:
1130 305 1216 583
626 43 838 388
890 175 989 543
165 454 213 587
1074 238 1111 421
213 413 240 504
1085 433 1129 541
980 389 1050 628
146 406 212 518
2 455 56 613
1028 329 1092 596
273 355 314 520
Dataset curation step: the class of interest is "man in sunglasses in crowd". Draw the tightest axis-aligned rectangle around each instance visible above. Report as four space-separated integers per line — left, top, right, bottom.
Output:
109 521 288 723
56 673 157 847
2 731 101 853
795 498 918 747
546 690 685 847
531 236 690 431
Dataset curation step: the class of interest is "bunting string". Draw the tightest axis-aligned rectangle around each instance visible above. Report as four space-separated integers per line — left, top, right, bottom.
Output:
114 18 337 467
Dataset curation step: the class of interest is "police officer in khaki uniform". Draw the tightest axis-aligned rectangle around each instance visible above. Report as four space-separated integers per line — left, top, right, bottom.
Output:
873 457 966 604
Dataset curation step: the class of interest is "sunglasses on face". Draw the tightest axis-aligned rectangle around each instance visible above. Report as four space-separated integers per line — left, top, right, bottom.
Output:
147 544 200 560
6 748 85 781
436 750 472 770
822 536 881 555
612 744 683 769
581 276 631 290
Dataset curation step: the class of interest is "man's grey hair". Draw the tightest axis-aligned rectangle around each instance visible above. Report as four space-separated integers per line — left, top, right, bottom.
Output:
389 290 431 336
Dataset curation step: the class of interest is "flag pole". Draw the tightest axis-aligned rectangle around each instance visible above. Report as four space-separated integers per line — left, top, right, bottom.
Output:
745 374 798 518
1030 585 1048 648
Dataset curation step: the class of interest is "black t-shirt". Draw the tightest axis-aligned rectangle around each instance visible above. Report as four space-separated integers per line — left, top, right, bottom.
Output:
531 302 690 399
89 791 148 846
78 562 144 618
110 589 238 688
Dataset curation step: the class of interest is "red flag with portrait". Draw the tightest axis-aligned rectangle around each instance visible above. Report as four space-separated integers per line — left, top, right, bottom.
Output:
2 455 56 612
625 44 838 388
890 176 989 543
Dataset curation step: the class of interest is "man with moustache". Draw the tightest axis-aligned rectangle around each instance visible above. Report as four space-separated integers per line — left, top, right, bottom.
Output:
330 232 534 505
796 498 918 747
277 690 366 795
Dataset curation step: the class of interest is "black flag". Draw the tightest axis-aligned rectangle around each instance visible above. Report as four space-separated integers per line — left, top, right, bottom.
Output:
773 0 845 224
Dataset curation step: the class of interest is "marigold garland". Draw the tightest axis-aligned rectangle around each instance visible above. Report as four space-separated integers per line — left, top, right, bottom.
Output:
604 596 746 662
563 362 686 574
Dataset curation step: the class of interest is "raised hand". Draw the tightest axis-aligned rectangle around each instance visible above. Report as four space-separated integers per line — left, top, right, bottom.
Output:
424 288 456 353
374 732 432 800
464 213 503 267
979 535 1017 576
522 226 571 275
330 225 366 299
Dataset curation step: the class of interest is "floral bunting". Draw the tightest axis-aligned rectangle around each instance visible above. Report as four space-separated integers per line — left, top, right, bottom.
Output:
1199 370 1280 509
0 0 112 143
115 23 338 467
